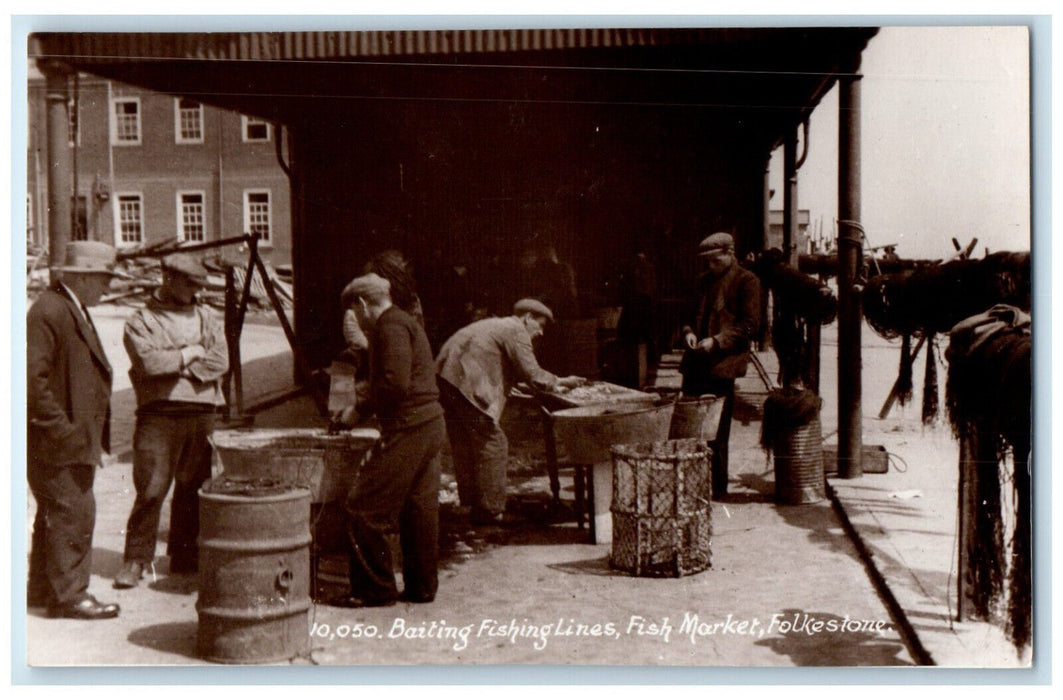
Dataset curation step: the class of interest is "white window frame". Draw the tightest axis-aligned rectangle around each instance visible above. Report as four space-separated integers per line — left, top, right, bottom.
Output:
111 97 142 146
67 95 80 147
176 190 207 243
241 115 271 143
243 189 272 245
174 98 204 144
113 192 145 247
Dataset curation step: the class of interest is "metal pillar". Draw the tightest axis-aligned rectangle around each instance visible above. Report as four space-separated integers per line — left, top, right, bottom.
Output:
837 71 864 478
759 162 772 348
41 60 74 267
783 126 799 268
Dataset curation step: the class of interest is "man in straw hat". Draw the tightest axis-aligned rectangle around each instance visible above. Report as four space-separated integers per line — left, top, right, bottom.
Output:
27 241 123 619
679 232 761 499
113 253 228 588
436 298 585 526
331 272 446 607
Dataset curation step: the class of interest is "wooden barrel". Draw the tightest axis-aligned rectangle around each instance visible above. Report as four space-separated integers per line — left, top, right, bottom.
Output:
196 480 312 664
772 417 826 505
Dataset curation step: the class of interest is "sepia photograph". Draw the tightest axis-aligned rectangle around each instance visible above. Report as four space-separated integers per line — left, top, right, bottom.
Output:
11 13 1042 681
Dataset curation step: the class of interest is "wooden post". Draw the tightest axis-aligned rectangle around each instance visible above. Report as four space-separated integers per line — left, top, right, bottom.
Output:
223 265 243 419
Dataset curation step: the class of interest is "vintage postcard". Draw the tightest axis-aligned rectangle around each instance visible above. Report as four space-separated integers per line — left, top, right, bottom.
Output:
13 16 1040 683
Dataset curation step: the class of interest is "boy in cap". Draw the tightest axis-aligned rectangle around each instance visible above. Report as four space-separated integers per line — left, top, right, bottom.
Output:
332 272 446 607
28 241 123 618
113 253 228 588
436 298 585 525
679 232 761 499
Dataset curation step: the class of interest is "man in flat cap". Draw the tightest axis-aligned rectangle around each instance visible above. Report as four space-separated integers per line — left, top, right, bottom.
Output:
331 272 446 607
113 253 228 588
679 232 761 499
436 298 585 525
28 241 123 619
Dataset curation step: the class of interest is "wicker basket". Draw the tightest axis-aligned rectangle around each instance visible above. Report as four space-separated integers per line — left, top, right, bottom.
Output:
609 438 712 577
772 417 826 505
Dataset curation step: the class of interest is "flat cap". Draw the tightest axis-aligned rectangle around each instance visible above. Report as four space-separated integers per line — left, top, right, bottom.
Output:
343 273 391 303
513 298 554 322
697 232 735 255
56 241 121 276
161 253 209 284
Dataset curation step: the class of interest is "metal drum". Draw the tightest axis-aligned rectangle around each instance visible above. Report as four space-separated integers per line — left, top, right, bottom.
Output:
196 480 312 664
772 417 826 505
668 394 725 442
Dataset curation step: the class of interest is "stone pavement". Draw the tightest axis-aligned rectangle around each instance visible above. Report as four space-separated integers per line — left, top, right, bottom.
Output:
17 309 1033 674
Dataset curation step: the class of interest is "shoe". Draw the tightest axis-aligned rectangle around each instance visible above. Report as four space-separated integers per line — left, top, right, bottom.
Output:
47 594 120 620
325 594 397 609
113 561 144 589
399 590 435 604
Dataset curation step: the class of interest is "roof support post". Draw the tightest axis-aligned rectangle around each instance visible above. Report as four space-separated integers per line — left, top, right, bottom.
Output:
783 124 799 268
837 69 864 478
39 59 75 267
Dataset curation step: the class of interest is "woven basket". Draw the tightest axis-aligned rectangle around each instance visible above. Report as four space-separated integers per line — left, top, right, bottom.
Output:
772 417 826 504
609 438 712 577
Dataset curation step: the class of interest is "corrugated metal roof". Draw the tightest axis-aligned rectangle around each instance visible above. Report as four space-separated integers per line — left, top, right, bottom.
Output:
30 28 755 63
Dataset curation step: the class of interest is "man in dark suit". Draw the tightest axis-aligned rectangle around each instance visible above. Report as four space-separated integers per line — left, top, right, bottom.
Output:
331 273 447 608
27 241 122 619
679 232 761 499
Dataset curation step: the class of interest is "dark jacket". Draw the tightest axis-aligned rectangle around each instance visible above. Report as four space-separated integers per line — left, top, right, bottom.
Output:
27 284 113 467
680 262 761 380
364 305 444 432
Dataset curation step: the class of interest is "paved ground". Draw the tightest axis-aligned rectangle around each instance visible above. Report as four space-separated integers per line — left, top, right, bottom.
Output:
17 306 1032 675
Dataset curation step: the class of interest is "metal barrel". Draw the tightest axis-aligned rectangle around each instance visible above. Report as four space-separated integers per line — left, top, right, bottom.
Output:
668 394 725 442
772 417 827 505
196 481 313 664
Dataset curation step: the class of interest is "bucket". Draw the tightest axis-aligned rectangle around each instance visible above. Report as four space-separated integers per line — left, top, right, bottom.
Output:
551 400 675 543
772 417 826 504
210 428 379 504
609 438 712 577
669 394 725 442
196 480 312 664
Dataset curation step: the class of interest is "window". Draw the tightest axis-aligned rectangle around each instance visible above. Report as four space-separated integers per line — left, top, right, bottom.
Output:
241 115 270 142
115 194 144 246
177 192 206 242
67 95 80 147
111 97 141 145
243 190 272 243
175 98 204 143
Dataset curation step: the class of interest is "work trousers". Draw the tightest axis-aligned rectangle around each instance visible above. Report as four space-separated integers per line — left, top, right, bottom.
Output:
346 416 446 603
680 375 736 498
439 384 509 517
123 410 215 566
28 462 96 606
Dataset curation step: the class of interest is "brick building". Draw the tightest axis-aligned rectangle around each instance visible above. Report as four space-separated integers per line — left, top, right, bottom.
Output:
27 68 292 265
